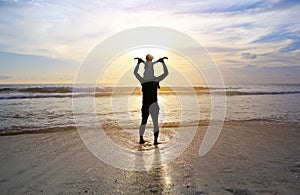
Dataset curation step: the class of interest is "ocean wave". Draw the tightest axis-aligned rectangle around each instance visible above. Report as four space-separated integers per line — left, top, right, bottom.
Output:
0 126 76 136
0 87 72 93
0 86 113 99
1 85 300 99
0 86 115 93
0 92 117 99
0 94 74 99
224 90 300 96
0 86 210 93
2 118 297 136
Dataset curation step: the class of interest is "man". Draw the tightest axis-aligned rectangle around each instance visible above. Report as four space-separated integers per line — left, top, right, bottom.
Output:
134 55 169 145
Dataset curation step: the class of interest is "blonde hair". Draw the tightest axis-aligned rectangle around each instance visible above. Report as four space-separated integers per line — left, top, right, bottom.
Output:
146 54 154 61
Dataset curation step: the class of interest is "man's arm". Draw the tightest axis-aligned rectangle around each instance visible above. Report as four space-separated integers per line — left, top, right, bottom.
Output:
134 57 145 64
152 60 159 65
153 57 168 65
155 61 169 82
134 62 145 83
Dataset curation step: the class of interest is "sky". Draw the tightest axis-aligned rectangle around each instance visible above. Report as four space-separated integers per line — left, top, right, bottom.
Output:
0 0 299 84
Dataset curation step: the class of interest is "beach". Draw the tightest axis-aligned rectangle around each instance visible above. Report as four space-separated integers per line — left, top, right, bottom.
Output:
0 121 299 194
1 0 300 194
0 83 300 194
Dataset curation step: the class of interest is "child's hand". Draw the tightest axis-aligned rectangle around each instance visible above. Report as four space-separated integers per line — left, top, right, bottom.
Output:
134 57 145 64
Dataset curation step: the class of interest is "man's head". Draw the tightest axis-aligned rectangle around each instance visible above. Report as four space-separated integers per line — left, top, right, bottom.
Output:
146 54 154 61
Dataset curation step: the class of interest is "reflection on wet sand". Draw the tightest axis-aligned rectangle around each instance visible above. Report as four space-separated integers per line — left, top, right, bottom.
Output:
132 146 174 193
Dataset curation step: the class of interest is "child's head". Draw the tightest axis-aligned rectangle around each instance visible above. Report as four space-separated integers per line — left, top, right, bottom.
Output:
146 54 154 61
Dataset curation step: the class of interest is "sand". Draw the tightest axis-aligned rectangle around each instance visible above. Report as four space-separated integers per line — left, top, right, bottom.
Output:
0 121 299 194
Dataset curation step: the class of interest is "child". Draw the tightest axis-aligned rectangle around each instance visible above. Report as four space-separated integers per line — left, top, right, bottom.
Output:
143 54 158 81
134 54 168 89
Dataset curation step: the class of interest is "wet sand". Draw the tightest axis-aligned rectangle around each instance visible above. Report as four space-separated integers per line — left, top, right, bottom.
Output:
0 121 299 194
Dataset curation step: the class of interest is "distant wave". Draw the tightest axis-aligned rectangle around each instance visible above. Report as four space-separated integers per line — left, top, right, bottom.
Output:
224 90 300 96
0 86 207 99
0 86 210 93
0 92 117 99
0 94 74 99
0 87 108 93
1 85 300 99
0 86 113 99
0 87 72 93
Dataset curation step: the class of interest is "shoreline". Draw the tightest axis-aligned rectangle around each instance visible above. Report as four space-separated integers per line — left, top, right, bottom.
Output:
0 121 299 194
1 119 298 137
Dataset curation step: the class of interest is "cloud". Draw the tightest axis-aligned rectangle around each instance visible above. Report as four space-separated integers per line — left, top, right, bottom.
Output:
206 46 242 53
257 52 300 67
221 65 300 83
279 39 300 53
0 75 12 80
241 52 257 59
253 27 300 53
0 0 300 84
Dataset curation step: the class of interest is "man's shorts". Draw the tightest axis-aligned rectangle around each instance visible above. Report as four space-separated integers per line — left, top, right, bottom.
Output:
141 102 159 118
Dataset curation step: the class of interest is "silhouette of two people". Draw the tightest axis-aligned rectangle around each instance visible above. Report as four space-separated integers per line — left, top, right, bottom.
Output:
134 54 169 145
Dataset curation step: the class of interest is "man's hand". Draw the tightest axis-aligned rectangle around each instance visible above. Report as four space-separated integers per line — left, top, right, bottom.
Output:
158 57 168 63
134 57 145 64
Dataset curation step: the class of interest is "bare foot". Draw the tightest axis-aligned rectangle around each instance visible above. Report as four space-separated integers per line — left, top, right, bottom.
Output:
139 139 145 144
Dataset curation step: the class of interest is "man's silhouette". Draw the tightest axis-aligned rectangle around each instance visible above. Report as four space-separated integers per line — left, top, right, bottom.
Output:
134 55 169 145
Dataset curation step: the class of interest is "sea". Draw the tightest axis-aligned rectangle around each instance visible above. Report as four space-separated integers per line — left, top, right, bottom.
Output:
0 83 300 134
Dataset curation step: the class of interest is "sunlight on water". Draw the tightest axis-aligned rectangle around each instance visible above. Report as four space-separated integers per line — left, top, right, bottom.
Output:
158 94 182 124
0 84 300 132
97 87 184 137
161 165 173 192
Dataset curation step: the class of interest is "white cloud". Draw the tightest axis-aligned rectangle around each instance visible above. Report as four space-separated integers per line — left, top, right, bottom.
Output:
0 0 299 67
0 74 12 80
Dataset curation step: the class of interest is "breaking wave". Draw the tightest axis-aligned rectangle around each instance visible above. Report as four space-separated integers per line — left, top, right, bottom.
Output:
224 90 300 96
1 85 300 99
